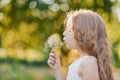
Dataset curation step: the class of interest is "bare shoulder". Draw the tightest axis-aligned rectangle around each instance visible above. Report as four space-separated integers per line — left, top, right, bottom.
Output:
80 56 98 72
78 55 99 80
81 56 97 66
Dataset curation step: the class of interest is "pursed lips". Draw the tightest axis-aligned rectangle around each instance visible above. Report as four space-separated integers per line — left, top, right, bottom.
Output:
63 37 66 41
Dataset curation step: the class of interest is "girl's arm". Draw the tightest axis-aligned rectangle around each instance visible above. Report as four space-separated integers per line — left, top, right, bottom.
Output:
47 51 66 80
78 57 99 80
53 67 66 80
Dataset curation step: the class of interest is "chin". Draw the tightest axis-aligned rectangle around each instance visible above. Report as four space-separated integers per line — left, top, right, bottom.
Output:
66 45 73 49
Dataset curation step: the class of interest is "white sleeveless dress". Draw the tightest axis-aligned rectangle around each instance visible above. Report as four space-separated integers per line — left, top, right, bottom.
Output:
67 55 97 80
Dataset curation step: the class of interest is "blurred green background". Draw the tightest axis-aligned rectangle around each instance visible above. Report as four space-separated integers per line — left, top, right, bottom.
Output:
0 0 120 80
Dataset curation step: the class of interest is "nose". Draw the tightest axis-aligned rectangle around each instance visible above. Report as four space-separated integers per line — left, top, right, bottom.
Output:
63 31 66 36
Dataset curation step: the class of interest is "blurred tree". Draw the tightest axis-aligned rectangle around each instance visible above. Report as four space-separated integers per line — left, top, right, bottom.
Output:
0 0 120 68
0 36 2 47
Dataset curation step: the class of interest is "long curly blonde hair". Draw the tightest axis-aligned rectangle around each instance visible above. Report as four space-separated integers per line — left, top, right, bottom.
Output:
65 9 113 80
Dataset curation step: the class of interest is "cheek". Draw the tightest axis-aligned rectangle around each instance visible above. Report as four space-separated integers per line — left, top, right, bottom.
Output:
70 36 74 42
67 34 73 41
67 34 76 45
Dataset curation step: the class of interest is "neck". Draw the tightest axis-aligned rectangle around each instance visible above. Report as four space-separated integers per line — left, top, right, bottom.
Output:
75 48 88 57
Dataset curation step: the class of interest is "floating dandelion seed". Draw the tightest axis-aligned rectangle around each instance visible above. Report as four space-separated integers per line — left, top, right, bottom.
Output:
43 33 63 53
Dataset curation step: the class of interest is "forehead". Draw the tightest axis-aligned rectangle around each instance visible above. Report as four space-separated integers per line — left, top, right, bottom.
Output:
66 16 73 30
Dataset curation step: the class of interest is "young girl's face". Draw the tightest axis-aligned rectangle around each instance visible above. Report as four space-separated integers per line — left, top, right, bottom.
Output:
63 17 78 49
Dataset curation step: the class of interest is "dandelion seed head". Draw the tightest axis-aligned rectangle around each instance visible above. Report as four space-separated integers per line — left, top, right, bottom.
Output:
47 33 63 48
43 33 63 53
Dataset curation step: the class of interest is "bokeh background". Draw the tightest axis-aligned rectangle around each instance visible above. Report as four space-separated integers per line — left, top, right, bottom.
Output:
0 0 120 80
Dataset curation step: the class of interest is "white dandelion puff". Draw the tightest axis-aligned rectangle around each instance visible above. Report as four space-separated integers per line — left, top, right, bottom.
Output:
43 33 63 53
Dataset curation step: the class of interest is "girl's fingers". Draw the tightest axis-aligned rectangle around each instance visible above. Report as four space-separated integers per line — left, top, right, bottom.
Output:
50 51 56 58
47 61 54 68
47 58 56 69
48 59 54 64
49 57 56 64
47 50 59 69
48 62 55 69
47 56 56 65
51 50 55 53
49 56 56 62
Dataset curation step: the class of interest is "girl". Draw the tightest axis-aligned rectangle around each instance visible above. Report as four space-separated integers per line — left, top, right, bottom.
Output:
47 9 113 80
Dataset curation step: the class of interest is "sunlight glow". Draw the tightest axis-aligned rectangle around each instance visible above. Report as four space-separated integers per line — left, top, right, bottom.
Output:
59 0 68 2
116 8 120 22
42 0 55 5
0 0 11 8
29 1 37 9
60 3 69 11
49 3 60 12
110 0 116 2
0 12 4 20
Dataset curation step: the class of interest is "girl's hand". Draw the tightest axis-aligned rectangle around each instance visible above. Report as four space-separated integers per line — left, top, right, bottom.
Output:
47 51 66 80
47 50 61 70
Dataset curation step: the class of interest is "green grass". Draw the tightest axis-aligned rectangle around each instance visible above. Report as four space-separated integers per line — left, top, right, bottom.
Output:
0 62 55 80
